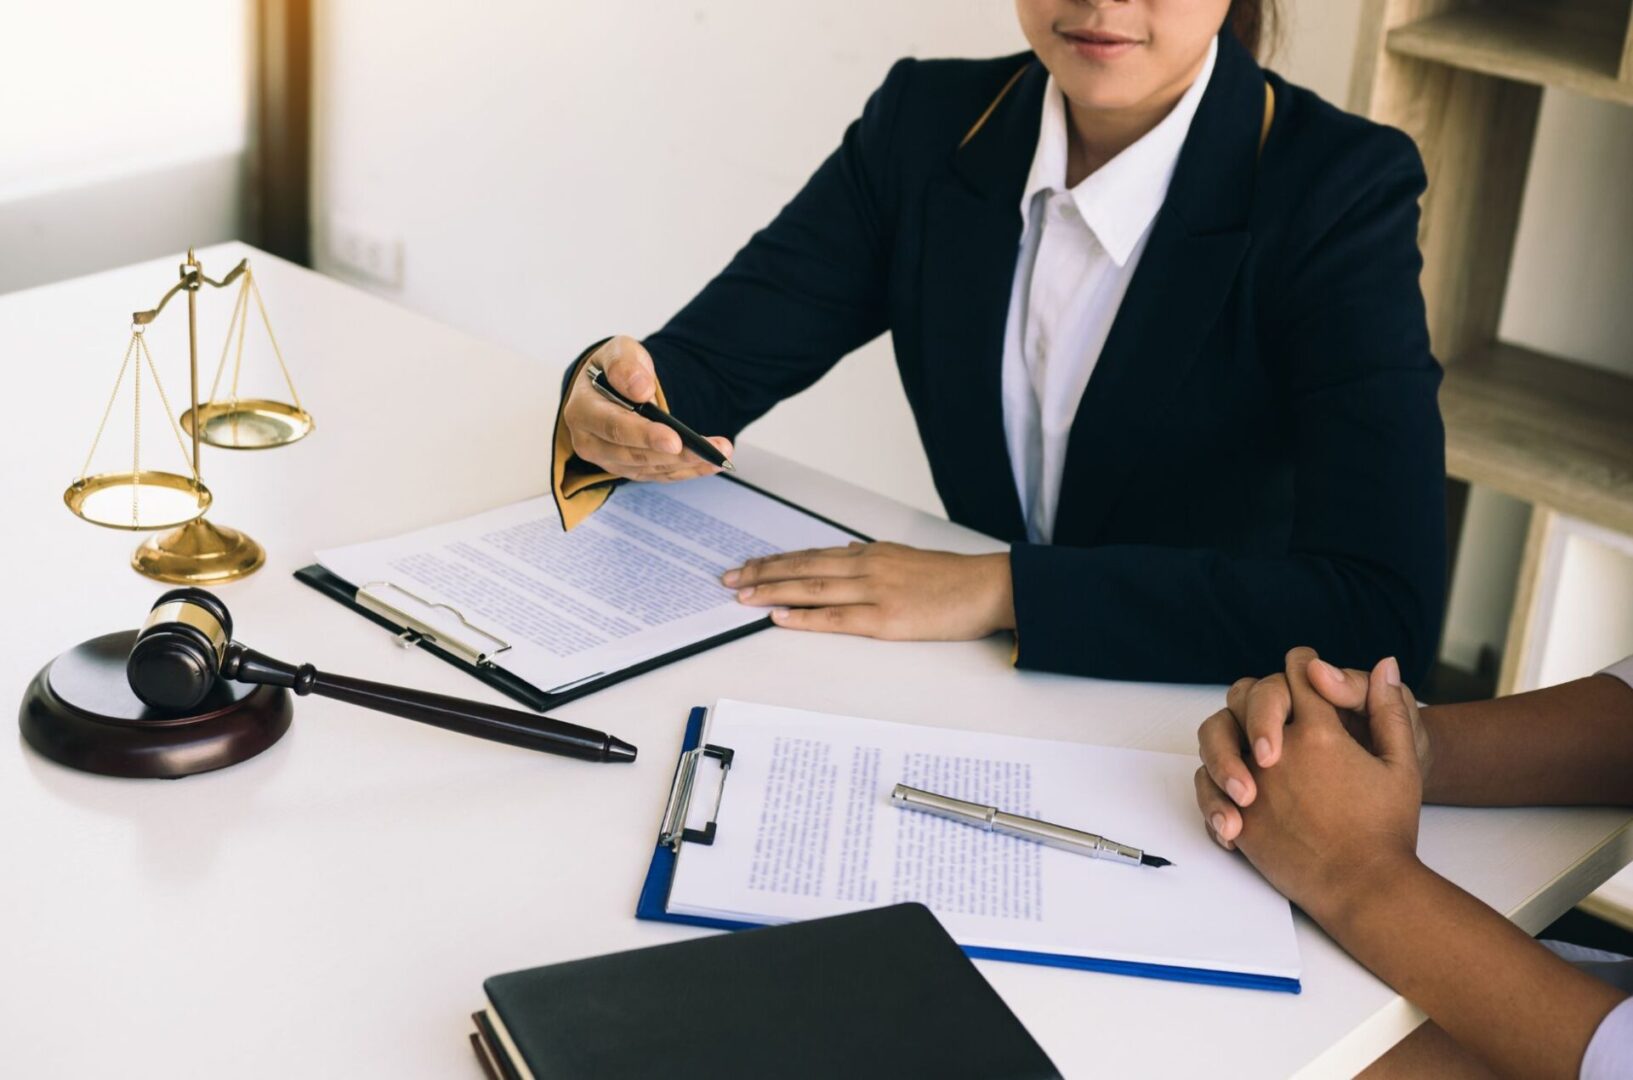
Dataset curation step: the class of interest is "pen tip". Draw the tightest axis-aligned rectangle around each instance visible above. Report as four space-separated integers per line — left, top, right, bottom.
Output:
605 737 638 763
722 459 736 472
1141 854 1171 869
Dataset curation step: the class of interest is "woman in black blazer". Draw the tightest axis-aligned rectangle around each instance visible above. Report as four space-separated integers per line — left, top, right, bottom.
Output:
553 0 1446 686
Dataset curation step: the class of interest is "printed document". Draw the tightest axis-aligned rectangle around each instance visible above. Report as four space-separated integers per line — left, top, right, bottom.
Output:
667 700 1302 982
316 477 857 692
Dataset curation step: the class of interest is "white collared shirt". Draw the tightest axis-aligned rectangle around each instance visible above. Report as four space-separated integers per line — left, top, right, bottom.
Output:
1553 655 1633 1080
1000 37 1216 543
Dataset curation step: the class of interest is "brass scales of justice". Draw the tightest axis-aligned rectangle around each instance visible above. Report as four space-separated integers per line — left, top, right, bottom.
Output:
62 248 313 584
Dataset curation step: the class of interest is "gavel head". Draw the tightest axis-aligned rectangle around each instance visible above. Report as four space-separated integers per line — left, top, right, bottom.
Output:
126 587 234 712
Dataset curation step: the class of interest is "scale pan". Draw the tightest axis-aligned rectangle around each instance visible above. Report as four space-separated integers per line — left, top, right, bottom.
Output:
181 399 314 450
64 471 212 531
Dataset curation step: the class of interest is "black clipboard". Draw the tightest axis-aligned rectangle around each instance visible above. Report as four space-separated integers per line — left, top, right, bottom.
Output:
293 474 870 713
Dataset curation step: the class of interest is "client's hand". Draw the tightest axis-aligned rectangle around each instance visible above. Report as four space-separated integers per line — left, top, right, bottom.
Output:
1194 649 1433 849
561 335 733 482
723 542 1015 641
1194 648 1427 923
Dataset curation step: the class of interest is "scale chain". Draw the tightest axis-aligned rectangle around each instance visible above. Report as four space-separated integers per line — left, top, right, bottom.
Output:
136 332 196 480
205 273 249 409
79 333 138 482
249 269 303 409
131 327 140 525
202 267 304 417
231 270 251 405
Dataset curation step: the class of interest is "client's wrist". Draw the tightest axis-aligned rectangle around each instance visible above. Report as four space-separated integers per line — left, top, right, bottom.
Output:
1416 705 1440 800
1312 849 1430 935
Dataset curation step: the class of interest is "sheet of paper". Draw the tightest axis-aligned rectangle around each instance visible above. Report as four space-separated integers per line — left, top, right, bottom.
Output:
668 700 1301 981
315 477 857 691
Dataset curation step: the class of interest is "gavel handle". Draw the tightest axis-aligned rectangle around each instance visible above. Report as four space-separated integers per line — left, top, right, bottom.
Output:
220 644 635 762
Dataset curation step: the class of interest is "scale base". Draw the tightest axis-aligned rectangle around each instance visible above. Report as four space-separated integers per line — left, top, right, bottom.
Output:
133 517 265 584
19 631 292 779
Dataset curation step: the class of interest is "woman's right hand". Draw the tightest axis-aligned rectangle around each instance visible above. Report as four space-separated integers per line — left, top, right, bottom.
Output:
561 335 733 482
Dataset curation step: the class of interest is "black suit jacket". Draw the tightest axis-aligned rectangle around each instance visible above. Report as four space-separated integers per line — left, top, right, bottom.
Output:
627 31 1446 685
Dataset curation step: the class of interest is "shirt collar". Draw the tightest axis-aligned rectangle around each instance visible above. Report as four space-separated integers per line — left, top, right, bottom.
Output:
1019 36 1217 266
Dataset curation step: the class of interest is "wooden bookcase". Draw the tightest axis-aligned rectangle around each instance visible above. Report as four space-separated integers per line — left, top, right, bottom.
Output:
1351 0 1633 695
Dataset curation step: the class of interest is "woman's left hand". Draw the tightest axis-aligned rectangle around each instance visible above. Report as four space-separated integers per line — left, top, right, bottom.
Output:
723 542 1015 641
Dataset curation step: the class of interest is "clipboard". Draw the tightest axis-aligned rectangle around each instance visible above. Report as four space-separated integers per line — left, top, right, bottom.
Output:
294 474 870 714
636 707 1303 994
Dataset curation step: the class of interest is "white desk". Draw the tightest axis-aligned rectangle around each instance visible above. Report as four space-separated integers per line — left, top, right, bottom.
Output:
2 243 1629 1079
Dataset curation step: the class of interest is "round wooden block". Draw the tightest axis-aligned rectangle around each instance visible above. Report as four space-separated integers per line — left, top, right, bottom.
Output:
19 630 292 779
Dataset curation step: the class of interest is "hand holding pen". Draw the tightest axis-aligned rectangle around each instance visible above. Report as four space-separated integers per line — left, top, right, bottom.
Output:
562 335 735 482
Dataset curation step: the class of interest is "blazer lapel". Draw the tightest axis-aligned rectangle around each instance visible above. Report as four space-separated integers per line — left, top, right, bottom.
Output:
919 60 1044 543
1051 32 1265 546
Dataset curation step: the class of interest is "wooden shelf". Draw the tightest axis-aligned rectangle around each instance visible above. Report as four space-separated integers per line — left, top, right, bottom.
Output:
1356 1 1633 696
1441 342 1633 534
1388 6 1633 106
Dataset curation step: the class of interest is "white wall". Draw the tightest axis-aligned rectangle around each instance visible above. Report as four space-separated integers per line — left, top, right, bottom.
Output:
0 1 248 294
314 0 1026 516
313 0 1633 676
0 156 244 296
1270 0 1365 104
1502 90 1633 377
1537 525 1633 688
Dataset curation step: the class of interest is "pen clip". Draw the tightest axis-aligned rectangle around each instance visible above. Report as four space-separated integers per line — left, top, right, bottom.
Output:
585 362 638 412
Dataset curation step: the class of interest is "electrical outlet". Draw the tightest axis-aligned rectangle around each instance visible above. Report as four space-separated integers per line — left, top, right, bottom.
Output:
326 216 403 289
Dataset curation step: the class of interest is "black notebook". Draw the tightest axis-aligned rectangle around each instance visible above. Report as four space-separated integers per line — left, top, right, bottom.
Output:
469 903 1060 1080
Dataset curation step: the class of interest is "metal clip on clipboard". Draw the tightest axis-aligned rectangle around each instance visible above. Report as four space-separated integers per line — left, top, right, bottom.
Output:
355 581 513 668
659 742 735 851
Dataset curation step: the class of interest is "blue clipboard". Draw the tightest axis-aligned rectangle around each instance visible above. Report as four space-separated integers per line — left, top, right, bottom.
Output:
636 707 1301 994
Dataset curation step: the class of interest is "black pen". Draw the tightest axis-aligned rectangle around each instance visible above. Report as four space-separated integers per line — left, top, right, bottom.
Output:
586 361 734 471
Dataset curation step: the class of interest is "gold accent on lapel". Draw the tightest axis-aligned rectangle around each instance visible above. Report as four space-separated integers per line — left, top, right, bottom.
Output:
1259 82 1275 157
958 62 1032 149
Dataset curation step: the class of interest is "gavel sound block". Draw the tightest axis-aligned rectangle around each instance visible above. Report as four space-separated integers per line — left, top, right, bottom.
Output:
20 630 292 779
20 587 635 778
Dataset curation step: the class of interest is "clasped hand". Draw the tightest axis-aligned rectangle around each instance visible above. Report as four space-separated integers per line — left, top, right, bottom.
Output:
1193 648 1432 923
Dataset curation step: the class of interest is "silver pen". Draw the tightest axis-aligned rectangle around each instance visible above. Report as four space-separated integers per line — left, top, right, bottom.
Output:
890 783 1172 869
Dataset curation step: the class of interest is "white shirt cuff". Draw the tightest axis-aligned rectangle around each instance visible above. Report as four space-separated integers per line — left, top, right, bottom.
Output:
1600 656 1633 691
1583 996 1633 1080
1574 657 1633 1079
